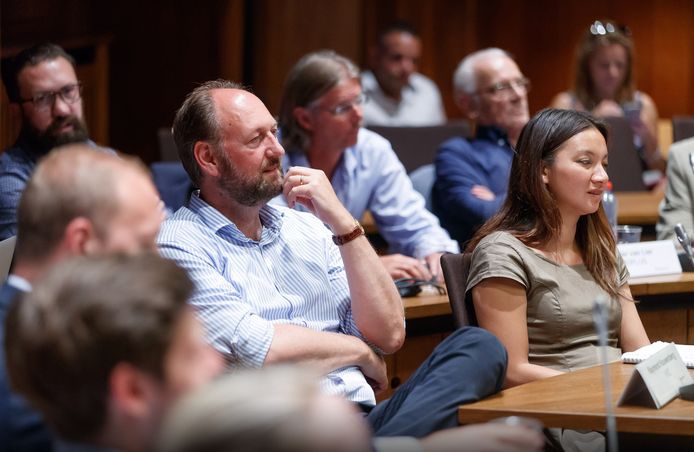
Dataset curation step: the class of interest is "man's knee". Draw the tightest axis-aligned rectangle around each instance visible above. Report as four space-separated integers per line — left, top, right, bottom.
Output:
443 327 507 366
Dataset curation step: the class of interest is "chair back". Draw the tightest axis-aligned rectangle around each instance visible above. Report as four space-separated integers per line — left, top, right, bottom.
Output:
673 116 694 143
151 161 194 212
0 236 16 281
602 116 645 191
408 164 435 211
440 252 477 328
368 121 471 173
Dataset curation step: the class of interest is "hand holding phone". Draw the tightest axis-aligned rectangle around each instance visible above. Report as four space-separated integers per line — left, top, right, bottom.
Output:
623 100 642 124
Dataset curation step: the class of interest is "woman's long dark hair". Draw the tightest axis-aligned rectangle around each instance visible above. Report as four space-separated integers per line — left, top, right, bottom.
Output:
467 108 620 298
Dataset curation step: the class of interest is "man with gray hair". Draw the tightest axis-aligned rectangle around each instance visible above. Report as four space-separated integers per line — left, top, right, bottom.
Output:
432 48 530 245
276 50 458 282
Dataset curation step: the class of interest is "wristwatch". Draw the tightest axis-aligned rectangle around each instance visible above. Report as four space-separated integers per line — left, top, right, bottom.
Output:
332 220 365 246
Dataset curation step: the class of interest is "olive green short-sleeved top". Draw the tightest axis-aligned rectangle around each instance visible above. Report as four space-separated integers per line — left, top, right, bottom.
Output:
466 231 629 372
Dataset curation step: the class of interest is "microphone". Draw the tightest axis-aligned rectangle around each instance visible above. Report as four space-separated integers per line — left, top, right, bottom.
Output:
674 223 694 270
593 295 619 452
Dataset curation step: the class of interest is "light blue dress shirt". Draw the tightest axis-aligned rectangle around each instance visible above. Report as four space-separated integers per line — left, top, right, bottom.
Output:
157 193 377 405
272 128 458 257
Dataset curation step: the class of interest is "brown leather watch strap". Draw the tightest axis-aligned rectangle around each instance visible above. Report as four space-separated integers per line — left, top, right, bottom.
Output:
332 220 365 246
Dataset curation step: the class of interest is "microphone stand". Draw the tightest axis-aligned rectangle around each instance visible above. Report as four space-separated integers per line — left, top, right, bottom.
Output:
593 295 619 452
675 223 694 266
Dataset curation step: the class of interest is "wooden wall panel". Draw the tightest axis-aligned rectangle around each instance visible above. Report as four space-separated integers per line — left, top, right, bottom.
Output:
249 0 364 115
362 0 479 122
2 0 693 162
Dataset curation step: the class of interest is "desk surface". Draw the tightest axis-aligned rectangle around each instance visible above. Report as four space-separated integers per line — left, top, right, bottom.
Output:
629 272 694 297
403 273 694 319
458 362 694 435
403 292 450 319
615 191 663 226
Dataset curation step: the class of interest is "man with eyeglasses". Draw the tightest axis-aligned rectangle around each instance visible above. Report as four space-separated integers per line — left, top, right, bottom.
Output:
432 48 530 246
0 42 106 240
275 50 458 282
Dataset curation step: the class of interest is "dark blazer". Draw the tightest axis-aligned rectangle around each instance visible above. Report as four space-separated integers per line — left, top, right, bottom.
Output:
1 281 53 451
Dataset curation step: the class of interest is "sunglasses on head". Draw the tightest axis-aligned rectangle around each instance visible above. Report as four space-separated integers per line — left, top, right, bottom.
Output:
589 20 631 38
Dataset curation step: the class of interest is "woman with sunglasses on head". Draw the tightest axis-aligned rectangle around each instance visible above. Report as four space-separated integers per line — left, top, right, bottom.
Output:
551 20 664 178
465 108 650 450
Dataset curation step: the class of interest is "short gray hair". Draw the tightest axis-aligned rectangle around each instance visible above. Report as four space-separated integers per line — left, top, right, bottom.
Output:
279 50 359 153
453 48 511 96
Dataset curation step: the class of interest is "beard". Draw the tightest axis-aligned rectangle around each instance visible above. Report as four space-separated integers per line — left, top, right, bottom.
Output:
21 114 90 151
217 154 284 207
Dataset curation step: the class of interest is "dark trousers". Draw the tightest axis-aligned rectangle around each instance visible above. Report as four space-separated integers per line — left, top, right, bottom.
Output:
366 326 507 437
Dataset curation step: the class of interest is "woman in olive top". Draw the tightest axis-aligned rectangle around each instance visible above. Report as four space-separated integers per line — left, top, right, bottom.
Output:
466 108 649 388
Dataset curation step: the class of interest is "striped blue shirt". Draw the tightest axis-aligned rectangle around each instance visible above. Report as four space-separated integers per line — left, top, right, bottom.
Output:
157 192 377 405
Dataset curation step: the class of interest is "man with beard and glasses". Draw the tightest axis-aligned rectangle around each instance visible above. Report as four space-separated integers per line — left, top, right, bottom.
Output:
0 42 109 240
157 80 511 439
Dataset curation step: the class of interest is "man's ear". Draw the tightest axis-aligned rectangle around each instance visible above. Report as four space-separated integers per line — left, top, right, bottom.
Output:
456 92 478 121
193 141 221 178
109 362 160 419
293 106 314 132
63 217 99 255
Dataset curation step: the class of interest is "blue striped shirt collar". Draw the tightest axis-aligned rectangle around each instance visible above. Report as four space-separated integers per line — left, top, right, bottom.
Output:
188 191 285 244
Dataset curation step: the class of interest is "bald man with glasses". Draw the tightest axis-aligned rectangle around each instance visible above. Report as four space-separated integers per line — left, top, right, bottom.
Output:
432 48 530 246
0 42 109 240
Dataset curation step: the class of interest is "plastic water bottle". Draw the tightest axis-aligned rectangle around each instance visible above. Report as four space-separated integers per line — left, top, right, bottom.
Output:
602 181 618 236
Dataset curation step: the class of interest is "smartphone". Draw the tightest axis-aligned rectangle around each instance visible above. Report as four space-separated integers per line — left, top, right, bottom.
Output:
623 100 642 123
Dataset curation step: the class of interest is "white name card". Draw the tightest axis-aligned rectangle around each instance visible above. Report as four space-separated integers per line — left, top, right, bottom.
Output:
618 343 693 409
617 240 682 278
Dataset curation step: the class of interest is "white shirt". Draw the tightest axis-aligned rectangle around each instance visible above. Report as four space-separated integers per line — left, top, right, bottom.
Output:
361 70 446 127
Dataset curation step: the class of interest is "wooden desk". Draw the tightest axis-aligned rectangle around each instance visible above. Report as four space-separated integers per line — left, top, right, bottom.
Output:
615 191 663 226
362 211 378 235
628 273 694 344
401 273 694 345
403 293 451 319
458 362 694 436
403 273 694 322
630 272 694 299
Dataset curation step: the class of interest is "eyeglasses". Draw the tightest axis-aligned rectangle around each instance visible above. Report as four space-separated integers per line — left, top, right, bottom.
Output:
314 93 367 116
589 20 631 38
478 77 531 99
19 83 82 111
